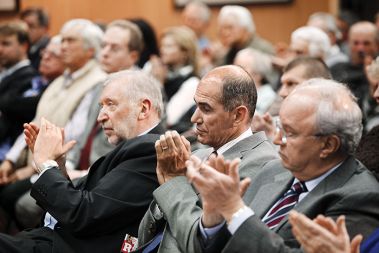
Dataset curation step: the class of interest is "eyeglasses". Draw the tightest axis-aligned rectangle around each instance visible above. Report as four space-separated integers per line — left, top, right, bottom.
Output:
275 118 288 144
40 49 61 59
275 118 325 145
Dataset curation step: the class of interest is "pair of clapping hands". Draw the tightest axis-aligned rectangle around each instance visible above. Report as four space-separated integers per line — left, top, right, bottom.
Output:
156 131 251 227
24 118 76 175
289 211 363 253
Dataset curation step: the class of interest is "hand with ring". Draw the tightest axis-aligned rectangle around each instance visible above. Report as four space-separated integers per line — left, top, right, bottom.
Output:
155 130 191 185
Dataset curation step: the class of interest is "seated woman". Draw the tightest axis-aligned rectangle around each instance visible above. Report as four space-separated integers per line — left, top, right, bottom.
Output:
145 26 200 133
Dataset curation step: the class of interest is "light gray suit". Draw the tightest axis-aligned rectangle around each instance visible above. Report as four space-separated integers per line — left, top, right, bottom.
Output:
137 131 278 252
207 157 379 253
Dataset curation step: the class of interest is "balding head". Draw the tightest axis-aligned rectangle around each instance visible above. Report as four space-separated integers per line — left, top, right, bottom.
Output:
208 65 258 118
349 21 379 65
276 78 362 180
287 78 362 155
191 65 257 149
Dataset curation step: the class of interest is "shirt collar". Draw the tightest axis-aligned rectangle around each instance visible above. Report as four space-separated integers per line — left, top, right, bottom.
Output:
138 122 159 136
216 128 253 155
167 65 193 79
63 59 97 87
295 160 344 193
1 59 31 80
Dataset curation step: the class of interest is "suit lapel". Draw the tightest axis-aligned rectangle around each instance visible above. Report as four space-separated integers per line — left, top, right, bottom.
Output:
251 172 293 218
222 132 268 160
275 156 359 231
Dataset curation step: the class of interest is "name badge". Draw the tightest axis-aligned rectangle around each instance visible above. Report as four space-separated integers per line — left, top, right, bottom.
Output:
120 234 138 253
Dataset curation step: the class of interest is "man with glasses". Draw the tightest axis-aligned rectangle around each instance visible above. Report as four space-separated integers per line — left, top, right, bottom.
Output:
20 7 50 72
186 78 379 253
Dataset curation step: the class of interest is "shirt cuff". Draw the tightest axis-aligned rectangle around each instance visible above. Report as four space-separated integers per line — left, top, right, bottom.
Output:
227 206 254 234
199 216 226 241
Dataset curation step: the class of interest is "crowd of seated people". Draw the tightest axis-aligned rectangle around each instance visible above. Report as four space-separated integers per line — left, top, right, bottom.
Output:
0 2 378 253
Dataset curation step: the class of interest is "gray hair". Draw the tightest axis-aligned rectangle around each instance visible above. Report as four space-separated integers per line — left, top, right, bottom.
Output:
298 78 362 155
60 19 104 59
185 0 211 22
307 12 342 40
235 48 272 78
104 70 164 118
367 56 379 80
218 5 255 34
219 65 257 119
291 26 331 59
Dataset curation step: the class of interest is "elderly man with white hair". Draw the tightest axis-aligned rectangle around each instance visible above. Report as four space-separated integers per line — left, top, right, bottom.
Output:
307 12 348 67
182 0 211 51
289 26 331 63
216 5 275 65
187 78 379 253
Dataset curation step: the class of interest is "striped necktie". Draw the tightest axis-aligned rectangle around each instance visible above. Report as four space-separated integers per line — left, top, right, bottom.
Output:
262 181 307 230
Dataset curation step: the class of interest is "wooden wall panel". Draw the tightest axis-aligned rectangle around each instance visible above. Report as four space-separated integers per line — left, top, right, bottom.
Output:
0 0 333 45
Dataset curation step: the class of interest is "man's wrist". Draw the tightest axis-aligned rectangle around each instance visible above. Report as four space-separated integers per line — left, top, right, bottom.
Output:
36 160 59 174
222 199 246 224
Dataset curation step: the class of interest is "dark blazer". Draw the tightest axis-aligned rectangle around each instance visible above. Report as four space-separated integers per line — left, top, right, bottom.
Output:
30 131 163 253
0 64 38 143
207 157 379 253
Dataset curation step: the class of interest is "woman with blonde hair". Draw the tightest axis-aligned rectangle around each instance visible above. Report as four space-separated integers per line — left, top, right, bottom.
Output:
145 26 200 133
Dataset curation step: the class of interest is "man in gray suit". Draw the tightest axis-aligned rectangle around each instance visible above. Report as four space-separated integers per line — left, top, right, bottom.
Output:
186 78 379 253
136 65 278 252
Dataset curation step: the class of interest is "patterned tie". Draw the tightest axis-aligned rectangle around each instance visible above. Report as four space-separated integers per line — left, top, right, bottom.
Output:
262 181 307 230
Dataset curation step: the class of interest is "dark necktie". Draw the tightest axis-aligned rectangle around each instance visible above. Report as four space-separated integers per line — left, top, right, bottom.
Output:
262 181 307 230
79 122 100 170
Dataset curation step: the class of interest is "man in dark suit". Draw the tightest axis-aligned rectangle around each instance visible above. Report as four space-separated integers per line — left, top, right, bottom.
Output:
137 65 278 252
0 22 38 161
0 70 165 253
20 7 50 72
186 78 379 253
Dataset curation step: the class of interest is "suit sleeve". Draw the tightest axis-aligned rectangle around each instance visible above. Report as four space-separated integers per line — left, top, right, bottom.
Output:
221 189 379 253
153 176 204 253
31 149 159 237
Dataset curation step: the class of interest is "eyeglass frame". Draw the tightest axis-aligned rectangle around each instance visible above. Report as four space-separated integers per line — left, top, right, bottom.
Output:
275 117 326 144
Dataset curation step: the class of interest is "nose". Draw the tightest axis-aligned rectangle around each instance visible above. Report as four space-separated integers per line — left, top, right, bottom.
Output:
273 129 283 146
278 86 288 99
101 45 110 57
97 108 108 123
374 86 379 101
190 107 201 124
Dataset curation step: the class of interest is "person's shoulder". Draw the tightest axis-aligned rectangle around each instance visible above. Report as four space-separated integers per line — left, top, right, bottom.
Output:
121 134 160 151
12 64 37 79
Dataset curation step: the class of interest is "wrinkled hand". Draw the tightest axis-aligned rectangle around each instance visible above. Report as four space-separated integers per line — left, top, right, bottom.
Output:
289 211 362 253
0 160 15 185
32 118 76 171
186 155 250 226
251 112 275 139
155 130 191 184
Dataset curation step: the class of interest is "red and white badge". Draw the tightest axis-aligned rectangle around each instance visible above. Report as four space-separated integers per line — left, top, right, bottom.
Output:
120 234 138 253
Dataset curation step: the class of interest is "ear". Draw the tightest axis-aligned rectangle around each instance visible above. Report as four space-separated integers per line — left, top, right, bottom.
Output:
129 50 139 65
233 106 248 126
86 47 96 59
137 99 152 120
320 135 341 159
21 42 29 55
